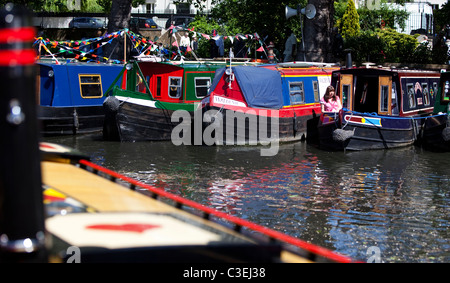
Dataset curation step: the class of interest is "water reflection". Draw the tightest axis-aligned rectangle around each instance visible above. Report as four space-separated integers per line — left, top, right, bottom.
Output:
42 134 449 262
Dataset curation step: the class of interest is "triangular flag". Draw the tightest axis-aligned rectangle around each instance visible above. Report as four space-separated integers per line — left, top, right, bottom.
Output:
256 46 264 52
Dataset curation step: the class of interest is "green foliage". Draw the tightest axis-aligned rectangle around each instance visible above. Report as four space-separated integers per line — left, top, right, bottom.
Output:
335 0 409 32
344 28 420 64
210 0 305 50
433 1 450 32
187 15 223 58
339 0 360 40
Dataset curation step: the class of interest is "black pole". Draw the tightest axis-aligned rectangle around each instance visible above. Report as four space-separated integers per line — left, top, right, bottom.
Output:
0 3 47 262
344 48 353 69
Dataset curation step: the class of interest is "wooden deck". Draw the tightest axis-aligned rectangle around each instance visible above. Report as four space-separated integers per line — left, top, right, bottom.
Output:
41 161 312 263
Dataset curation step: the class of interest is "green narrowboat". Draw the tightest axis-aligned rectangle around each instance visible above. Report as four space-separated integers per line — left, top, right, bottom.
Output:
421 71 450 151
103 60 255 142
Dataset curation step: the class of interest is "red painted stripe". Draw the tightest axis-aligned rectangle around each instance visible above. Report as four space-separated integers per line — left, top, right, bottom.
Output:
0 27 35 43
0 49 36 66
79 159 356 263
86 223 161 233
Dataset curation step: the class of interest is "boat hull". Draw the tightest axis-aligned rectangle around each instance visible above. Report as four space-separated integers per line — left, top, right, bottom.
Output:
318 112 419 151
103 96 195 142
201 105 320 145
38 105 104 136
421 114 450 151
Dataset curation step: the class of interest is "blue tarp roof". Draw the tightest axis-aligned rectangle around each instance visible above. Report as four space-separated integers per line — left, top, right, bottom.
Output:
210 66 284 109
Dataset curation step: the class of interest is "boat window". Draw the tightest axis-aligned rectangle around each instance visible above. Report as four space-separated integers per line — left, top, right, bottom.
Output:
380 85 389 113
342 84 351 108
79 74 102 98
422 83 430 106
391 82 399 114
443 80 450 102
169 76 182 98
289 81 304 105
313 81 319 102
407 83 416 108
195 77 211 98
156 76 162 97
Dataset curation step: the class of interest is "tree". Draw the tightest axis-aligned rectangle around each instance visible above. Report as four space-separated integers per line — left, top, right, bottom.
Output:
301 0 336 62
105 0 133 61
98 0 146 13
340 0 360 39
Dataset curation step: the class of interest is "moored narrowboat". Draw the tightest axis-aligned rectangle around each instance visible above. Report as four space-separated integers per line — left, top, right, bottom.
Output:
37 61 123 136
420 71 450 151
102 60 257 142
199 62 338 149
317 66 441 151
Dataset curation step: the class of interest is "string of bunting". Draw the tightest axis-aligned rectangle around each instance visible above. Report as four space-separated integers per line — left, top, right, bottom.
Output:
34 26 265 63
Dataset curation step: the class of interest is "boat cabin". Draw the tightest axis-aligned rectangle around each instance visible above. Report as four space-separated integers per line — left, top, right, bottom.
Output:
120 61 228 104
331 67 441 117
37 62 123 107
208 63 338 111
202 63 338 144
433 71 450 114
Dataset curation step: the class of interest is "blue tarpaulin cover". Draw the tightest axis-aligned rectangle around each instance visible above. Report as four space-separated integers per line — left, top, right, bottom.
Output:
210 66 284 109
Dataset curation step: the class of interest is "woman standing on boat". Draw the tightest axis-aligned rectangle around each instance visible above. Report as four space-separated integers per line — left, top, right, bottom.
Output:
321 86 342 112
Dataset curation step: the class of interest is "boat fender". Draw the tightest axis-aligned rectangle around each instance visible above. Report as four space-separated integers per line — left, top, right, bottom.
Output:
442 126 450 142
103 96 120 114
332 128 354 142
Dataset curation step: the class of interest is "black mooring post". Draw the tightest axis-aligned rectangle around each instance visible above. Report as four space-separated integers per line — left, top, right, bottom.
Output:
0 3 47 262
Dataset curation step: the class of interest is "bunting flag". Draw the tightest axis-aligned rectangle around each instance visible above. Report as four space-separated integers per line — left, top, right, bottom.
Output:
35 27 265 63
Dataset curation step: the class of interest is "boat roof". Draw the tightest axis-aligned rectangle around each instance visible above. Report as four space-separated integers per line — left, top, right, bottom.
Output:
36 61 124 68
212 66 284 109
334 66 441 77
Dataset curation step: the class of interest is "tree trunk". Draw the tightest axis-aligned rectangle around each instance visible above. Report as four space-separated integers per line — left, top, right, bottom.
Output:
105 0 133 61
297 0 336 63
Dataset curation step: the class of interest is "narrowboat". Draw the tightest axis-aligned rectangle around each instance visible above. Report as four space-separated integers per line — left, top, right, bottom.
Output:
198 62 338 147
420 71 450 151
37 61 123 136
102 60 257 142
317 66 441 151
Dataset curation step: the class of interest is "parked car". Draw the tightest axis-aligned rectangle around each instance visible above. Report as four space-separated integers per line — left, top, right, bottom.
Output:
69 17 105 29
165 16 194 29
130 18 159 29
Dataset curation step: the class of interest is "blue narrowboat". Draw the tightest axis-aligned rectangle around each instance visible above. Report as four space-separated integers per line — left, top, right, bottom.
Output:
37 62 123 135
317 66 441 151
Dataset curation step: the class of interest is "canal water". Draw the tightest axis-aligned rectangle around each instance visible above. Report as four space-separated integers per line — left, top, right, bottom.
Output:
43 133 449 263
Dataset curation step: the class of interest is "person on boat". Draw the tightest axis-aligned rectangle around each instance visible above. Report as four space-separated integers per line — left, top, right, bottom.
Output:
283 29 297 62
267 42 279 63
320 86 342 112
180 32 190 53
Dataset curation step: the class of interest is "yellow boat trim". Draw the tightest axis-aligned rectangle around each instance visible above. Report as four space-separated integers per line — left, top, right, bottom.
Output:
282 102 320 108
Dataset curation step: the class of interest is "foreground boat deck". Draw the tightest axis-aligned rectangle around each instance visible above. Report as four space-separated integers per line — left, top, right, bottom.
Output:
42 159 322 263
